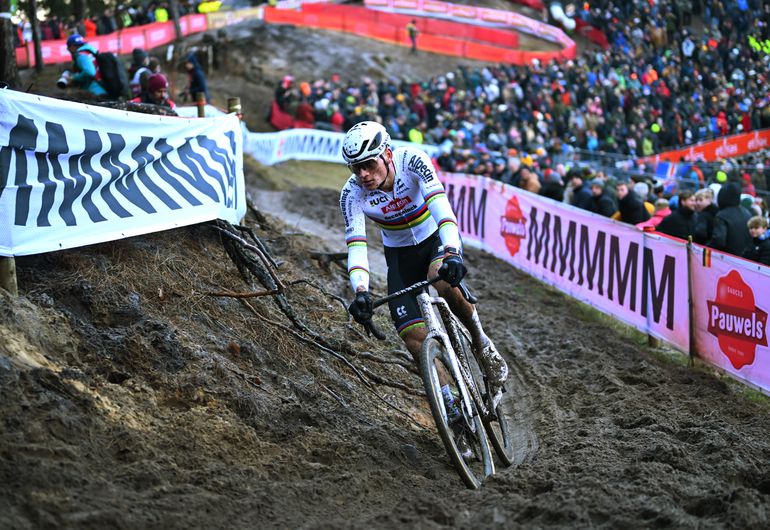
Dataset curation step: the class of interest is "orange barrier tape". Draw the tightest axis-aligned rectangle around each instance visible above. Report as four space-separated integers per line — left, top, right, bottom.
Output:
263 4 541 63
640 128 770 164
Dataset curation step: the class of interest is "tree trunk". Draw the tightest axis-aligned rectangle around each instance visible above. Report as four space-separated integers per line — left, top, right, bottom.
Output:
0 0 20 87
72 0 85 23
28 0 42 72
169 0 182 42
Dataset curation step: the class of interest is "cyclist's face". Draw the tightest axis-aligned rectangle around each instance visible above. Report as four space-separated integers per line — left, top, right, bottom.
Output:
351 151 389 190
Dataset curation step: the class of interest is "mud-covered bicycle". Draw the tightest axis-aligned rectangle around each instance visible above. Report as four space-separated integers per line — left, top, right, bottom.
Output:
363 277 515 488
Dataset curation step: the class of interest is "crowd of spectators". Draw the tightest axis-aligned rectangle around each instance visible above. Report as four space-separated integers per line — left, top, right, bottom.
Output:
13 1 207 47
269 1 770 266
521 163 769 264
273 0 770 181
57 29 207 109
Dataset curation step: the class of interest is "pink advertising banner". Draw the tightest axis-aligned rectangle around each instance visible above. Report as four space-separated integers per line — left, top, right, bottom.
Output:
690 246 770 393
438 173 690 351
15 15 208 68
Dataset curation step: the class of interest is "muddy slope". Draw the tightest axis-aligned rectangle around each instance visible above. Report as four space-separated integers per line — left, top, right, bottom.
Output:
2 177 769 529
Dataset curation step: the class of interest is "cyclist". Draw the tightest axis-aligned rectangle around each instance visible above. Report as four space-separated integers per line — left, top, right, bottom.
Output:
339 121 508 407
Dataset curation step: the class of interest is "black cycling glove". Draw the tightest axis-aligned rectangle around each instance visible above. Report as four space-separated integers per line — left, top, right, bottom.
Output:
439 251 467 288
348 291 374 324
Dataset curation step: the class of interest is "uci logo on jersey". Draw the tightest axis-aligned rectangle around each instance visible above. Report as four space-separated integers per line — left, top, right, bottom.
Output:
369 196 388 207
408 155 434 183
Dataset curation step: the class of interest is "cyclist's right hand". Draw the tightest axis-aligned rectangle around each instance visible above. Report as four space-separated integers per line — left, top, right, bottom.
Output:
348 291 374 324
439 252 467 288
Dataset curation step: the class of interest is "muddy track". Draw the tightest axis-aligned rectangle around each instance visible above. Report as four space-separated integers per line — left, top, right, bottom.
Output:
272 186 770 527
1 185 770 529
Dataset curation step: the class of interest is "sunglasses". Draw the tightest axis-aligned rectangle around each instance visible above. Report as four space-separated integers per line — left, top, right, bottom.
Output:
348 158 380 175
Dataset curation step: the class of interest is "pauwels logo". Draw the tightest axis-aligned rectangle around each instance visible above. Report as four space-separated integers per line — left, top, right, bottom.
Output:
382 196 412 214
707 270 768 369
500 195 526 257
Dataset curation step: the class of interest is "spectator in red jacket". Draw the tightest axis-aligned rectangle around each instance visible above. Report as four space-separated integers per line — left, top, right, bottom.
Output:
83 18 98 37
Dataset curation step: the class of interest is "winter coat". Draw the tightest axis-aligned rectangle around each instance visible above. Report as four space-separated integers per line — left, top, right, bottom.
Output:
590 190 617 218
184 53 209 103
742 234 770 266
693 203 718 244
571 183 593 211
708 184 752 256
72 43 107 96
540 181 565 202
617 190 650 225
656 207 698 240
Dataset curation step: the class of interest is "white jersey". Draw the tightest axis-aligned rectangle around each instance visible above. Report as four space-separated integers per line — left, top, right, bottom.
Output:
339 146 462 292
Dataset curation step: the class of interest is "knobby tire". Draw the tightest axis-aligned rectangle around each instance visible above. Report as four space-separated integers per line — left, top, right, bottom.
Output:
456 332 516 467
420 337 494 489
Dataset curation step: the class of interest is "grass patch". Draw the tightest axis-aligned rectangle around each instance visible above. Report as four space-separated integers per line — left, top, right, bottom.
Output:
244 156 350 191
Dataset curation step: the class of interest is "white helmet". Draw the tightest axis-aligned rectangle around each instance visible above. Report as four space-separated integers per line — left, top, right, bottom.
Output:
342 121 391 165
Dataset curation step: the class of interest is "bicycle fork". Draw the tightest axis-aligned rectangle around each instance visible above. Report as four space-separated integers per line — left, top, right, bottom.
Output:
416 292 477 432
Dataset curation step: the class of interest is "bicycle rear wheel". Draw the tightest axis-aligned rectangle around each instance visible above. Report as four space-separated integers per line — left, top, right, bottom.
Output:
420 337 494 489
458 333 516 467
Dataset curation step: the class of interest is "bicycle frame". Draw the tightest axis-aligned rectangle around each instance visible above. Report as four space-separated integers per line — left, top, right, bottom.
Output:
416 291 480 429
372 278 490 420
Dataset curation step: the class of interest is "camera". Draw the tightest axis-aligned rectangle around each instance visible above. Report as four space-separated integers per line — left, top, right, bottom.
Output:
57 70 71 89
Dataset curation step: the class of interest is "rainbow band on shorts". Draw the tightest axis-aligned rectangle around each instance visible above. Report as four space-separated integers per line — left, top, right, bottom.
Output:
398 318 425 336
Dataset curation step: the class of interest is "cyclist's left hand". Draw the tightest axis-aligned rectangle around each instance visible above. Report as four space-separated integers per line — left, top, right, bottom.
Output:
439 252 467 287
348 291 374 324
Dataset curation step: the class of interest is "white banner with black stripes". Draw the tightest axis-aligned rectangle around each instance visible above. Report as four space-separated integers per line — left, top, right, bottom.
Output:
177 105 439 165
0 90 245 256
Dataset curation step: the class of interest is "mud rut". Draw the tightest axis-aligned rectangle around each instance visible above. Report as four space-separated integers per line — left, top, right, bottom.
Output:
1 184 769 529
270 187 770 528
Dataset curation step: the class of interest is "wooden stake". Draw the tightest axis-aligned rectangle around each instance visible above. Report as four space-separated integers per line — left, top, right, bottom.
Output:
196 92 206 118
0 257 18 296
227 97 242 117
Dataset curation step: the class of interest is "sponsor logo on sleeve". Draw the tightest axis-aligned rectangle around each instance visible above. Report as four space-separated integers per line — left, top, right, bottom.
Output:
408 155 435 183
500 195 527 257
707 270 768 369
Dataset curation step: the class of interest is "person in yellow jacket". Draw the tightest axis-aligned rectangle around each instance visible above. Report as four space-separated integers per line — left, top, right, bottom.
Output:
154 4 169 23
408 125 424 144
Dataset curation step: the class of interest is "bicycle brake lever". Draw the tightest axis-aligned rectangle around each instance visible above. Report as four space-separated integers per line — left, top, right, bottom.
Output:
459 281 478 304
364 320 387 341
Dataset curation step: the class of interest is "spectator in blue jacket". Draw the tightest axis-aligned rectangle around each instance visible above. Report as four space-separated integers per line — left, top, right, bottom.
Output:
180 52 209 103
64 34 107 97
568 169 594 211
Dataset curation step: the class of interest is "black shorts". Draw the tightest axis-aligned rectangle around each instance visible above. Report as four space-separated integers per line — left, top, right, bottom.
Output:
384 230 444 337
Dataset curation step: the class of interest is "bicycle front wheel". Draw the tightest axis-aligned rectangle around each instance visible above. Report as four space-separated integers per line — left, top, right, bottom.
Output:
420 337 494 489
457 333 516 467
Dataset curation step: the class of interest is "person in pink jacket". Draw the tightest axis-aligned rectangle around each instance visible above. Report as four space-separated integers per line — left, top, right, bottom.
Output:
636 198 671 231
